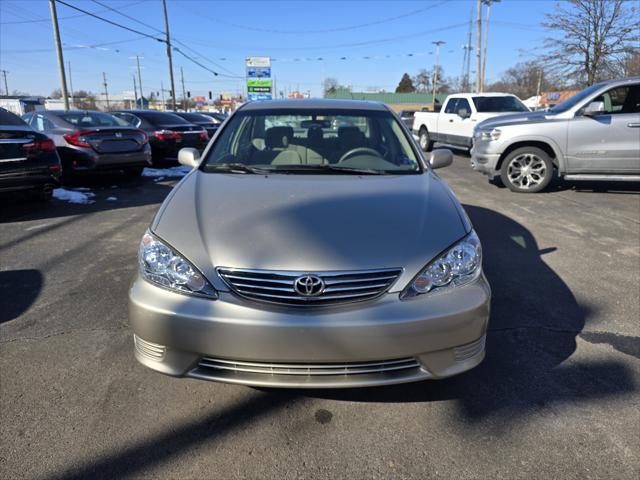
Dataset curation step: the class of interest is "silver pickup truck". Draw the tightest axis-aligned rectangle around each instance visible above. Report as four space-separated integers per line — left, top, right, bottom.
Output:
471 77 640 193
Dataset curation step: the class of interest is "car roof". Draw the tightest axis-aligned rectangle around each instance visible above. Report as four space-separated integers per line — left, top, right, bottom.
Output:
239 99 389 112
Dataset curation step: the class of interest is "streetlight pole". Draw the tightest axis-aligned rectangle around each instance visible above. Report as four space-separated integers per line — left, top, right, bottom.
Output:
136 55 144 108
49 0 70 110
476 0 482 93
162 0 177 111
180 66 187 112
431 40 445 111
102 72 110 111
67 61 74 109
481 0 500 92
1 70 9 96
133 75 138 109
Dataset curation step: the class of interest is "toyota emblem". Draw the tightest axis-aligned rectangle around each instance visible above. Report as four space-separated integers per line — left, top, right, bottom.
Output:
293 275 325 297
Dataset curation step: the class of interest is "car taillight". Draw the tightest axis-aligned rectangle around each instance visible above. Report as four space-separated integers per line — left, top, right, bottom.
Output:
199 130 208 140
23 138 57 152
153 130 181 140
136 129 149 144
48 164 61 171
63 130 95 148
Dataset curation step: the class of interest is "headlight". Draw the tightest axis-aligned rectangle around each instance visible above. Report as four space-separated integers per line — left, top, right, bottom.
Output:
138 230 218 298
401 230 482 299
474 128 501 141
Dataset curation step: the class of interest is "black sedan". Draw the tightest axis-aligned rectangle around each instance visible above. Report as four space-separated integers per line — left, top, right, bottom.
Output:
111 110 208 164
0 108 61 201
173 112 219 139
22 110 151 176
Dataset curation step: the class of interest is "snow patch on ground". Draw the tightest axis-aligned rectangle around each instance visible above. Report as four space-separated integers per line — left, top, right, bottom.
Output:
52 188 96 204
106 197 118 201
142 166 191 178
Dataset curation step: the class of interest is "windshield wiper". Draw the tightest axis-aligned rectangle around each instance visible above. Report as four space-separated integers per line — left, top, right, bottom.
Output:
270 164 387 175
204 163 270 174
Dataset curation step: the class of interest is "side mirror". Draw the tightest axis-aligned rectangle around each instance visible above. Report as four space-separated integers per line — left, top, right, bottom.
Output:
178 147 201 168
458 108 470 119
583 101 605 116
429 149 453 169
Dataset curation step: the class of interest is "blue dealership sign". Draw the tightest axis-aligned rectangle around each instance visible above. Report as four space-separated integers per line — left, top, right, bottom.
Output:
247 67 271 78
248 92 273 101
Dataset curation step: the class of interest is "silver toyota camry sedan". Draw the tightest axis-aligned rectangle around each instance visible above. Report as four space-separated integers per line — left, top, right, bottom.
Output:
129 99 491 388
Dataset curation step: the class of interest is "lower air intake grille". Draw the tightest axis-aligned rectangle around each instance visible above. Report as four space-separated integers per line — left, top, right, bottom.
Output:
217 267 402 306
198 357 420 376
453 336 486 361
134 335 166 361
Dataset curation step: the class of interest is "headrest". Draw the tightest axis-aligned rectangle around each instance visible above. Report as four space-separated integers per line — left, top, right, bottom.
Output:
265 126 293 149
337 126 363 144
307 126 324 145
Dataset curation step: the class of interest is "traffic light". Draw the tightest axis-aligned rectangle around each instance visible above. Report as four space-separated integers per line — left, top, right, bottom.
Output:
187 91 191 98
208 91 212 100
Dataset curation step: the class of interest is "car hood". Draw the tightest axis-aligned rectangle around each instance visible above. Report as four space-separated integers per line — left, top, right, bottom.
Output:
152 171 469 291
476 111 559 130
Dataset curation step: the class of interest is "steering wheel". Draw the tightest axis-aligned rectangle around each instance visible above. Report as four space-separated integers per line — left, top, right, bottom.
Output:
338 147 382 163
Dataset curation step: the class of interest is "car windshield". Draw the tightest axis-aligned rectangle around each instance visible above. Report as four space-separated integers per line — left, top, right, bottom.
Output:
180 112 215 124
549 84 604 113
202 108 422 174
139 111 191 126
0 109 28 126
59 111 127 127
472 96 529 112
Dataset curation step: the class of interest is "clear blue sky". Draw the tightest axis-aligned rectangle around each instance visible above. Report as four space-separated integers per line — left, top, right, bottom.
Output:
0 0 554 98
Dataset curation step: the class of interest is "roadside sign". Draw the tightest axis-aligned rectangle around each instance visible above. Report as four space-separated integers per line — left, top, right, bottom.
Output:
245 57 272 101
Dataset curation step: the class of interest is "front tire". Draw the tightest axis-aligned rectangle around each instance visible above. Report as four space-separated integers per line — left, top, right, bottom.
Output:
500 147 553 193
418 127 434 152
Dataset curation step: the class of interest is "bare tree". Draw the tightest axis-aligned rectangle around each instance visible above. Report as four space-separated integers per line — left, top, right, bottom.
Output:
540 0 639 86
486 61 557 99
323 77 340 95
412 69 431 93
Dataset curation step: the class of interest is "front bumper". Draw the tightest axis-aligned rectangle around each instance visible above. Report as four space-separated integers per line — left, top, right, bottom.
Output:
470 141 502 177
129 273 491 388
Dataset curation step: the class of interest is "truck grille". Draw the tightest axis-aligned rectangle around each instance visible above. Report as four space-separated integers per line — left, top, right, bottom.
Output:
197 357 420 376
217 267 402 306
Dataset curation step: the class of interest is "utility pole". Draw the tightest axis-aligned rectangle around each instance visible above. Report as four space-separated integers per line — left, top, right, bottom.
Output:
160 80 166 111
136 55 144 108
67 61 74 108
180 67 187 112
49 0 69 110
1 70 9 96
481 0 500 92
461 3 474 91
133 75 138 109
476 0 482 92
536 69 543 109
162 0 177 111
431 40 445 111
102 72 110 111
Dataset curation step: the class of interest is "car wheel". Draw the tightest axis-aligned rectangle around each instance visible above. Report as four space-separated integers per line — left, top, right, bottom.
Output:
29 186 54 202
418 127 433 152
125 167 144 176
500 147 554 193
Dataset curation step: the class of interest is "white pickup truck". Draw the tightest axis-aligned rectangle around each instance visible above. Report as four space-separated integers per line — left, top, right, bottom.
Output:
412 93 530 151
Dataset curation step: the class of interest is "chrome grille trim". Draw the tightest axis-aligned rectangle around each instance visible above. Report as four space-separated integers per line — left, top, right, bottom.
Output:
217 267 402 306
198 357 420 376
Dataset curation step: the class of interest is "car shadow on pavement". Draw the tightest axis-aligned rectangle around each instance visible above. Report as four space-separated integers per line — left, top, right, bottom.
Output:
0 170 180 224
299 204 636 418
0 269 43 324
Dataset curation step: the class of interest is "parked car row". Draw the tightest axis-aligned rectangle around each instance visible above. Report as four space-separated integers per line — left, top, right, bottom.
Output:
0 108 218 200
413 77 640 193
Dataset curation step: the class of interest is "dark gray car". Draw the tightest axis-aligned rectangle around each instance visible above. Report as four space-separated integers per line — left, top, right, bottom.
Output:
22 110 151 176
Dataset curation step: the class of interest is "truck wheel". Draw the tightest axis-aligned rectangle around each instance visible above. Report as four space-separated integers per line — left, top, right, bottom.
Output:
500 147 553 193
418 127 433 152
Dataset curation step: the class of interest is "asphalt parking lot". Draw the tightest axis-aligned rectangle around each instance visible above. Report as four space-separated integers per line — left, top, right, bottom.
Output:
1 154 638 479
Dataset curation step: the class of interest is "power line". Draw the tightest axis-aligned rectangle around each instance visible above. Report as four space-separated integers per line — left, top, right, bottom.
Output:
90 0 164 34
54 0 165 43
0 0 150 25
196 1 451 34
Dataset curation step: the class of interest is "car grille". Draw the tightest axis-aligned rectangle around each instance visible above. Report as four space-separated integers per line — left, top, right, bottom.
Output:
217 267 402 306
197 357 420 376
133 335 165 360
